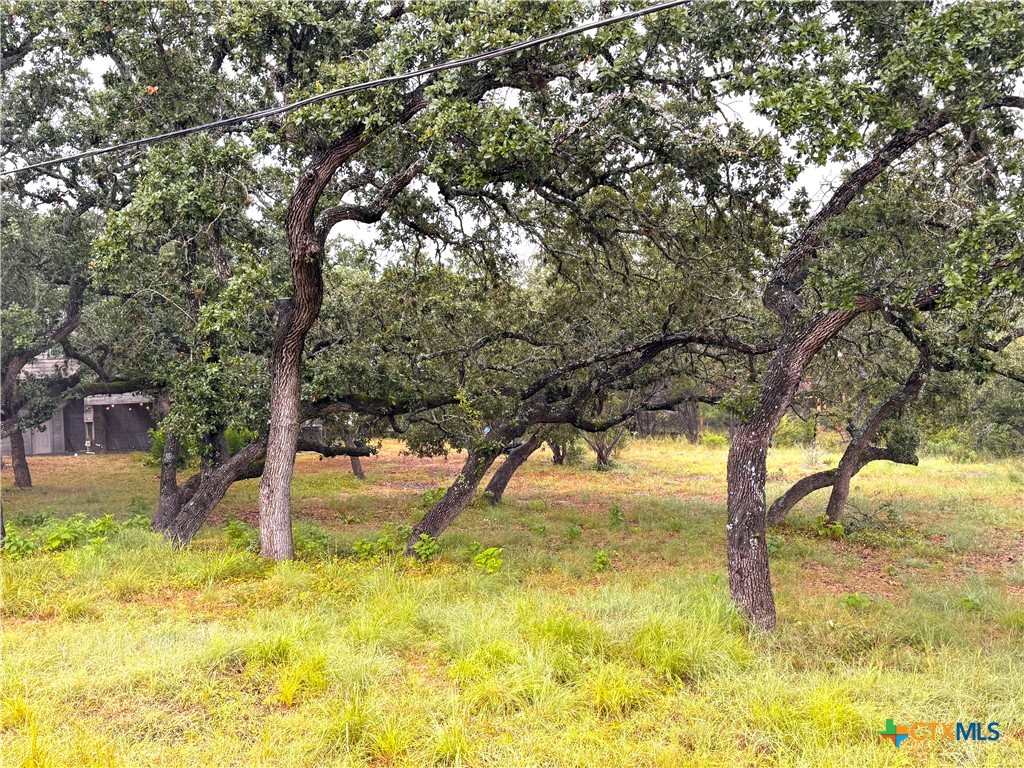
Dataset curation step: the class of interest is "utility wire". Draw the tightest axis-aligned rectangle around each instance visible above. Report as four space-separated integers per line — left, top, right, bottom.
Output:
2 0 690 177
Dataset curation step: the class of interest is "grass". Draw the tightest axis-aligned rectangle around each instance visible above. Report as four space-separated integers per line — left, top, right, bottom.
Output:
1 439 1023 766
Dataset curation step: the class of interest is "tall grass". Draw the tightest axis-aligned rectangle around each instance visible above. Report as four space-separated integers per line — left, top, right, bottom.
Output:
2 442 1023 766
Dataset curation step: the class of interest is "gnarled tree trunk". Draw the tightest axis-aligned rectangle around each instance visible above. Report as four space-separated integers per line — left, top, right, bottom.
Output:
153 430 184 531
164 437 267 548
766 445 917 526
408 440 506 551
258 134 376 562
727 315 857 631
823 359 928 523
766 356 929 526
485 433 543 505
9 429 32 488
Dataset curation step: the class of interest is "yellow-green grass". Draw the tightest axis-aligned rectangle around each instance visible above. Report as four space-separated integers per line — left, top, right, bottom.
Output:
2 440 1023 767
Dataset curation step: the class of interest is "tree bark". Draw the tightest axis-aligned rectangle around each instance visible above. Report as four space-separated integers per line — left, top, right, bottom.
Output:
9 429 32 488
153 430 183 531
408 441 505 551
260 298 308 561
766 446 916 525
259 133 375 562
484 433 543 505
549 441 567 465
727 423 776 631
726 314 858 631
163 438 267 548
822 358 928 523
344 434 365 480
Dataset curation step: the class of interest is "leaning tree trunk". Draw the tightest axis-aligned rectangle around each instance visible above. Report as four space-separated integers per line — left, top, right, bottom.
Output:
766 446 917 525
9 429 32 488
727 313 857 631
164 438 267 548
766 355 929 526
408 442 505 551
485 434 543 505
824 358 928 523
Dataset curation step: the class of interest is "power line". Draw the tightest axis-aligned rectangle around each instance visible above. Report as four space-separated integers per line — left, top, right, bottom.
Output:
2 0 690 178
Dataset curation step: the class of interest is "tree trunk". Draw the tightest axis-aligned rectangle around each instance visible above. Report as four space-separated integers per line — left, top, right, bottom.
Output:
485 434 543 505
679 401 703 444
213 428 231 464
344 434 365 480
153 430 182 531
549 441 566 465
727 423 776 631
259 298 310 561
10 429 31 488
822 358 928 523
766 446 915 525
726 314 857 631
164 438 267 548
408 442 504 551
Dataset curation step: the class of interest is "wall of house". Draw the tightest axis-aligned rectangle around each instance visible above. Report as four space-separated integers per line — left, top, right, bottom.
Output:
0 412 63 456
1 399 156 456
90 403 157 453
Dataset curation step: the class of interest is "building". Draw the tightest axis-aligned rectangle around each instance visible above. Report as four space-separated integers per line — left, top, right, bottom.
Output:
0 353 156 456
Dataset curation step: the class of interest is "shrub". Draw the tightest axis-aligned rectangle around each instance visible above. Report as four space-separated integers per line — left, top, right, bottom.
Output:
811 514 845 540
700 431 728 449
225 518 259 552
123 513 152 529
2 529 37 559
41 515 91 551
353 524 409 560
594 549 613 573
145 429 194 467
225 426 258 455
411 533 440 563
420 486 448 509
922 427 977 462
839 593 872 610
472 547 504 573
294 523 333 558
977 423 1024 458
773 415 816 448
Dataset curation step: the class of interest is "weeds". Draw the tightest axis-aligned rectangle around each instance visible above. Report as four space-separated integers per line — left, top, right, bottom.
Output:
2 443 1023 767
